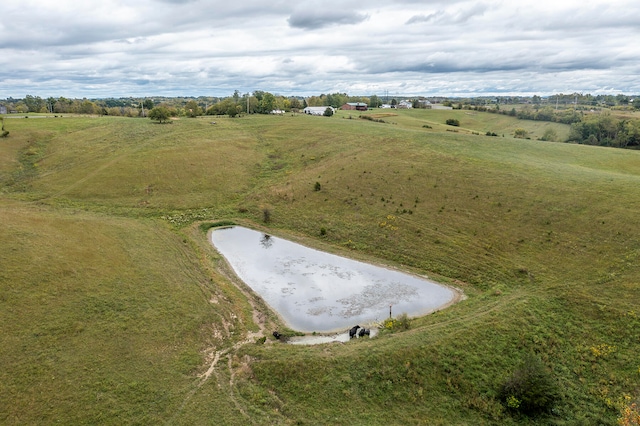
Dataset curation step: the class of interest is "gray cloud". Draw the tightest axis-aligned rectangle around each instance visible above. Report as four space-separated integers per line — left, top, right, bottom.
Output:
288 7 369 30
0 0 638 98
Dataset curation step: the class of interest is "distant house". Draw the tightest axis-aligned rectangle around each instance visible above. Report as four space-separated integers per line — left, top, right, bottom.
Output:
270 109 285 115
303 106 335 116
397 100 413 109
0 105 7 114
380 104 394 109
341 102 368 111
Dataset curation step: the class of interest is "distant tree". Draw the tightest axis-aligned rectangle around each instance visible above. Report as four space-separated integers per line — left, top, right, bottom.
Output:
259 92 276 113
227 104 240 118
323 107 334 117
185 100 202 117
446 118 460 126
391 98 397 106
149 106 171 123
79 100 97 115
143 99 154 110
289 97 302 111
369 95 381 108
24 95 45 113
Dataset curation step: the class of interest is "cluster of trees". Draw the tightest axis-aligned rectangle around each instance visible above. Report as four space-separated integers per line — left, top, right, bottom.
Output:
567 114 640 148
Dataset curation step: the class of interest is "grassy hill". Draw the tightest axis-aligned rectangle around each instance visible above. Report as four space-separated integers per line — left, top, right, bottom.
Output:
1 110 638 424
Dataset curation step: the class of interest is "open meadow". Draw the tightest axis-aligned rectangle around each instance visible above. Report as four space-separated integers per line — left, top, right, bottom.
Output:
1 110 638 424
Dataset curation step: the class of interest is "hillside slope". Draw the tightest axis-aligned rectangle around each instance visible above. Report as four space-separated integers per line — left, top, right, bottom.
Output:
0 112 637 424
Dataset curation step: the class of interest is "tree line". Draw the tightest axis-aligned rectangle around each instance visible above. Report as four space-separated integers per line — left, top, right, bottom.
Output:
3 92 640 149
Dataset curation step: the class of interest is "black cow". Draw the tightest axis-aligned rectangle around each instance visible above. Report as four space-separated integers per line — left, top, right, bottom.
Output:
349 325 361 339
358 328 371 337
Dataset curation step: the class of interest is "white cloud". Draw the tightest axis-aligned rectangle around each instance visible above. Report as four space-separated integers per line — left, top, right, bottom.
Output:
0 0 639 98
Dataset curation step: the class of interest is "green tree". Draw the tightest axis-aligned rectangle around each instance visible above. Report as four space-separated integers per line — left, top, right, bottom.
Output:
227 104 240 118
259 92 276 114
185 100 202 117
24 95 45 113
149 106 171 123
323 107 334 117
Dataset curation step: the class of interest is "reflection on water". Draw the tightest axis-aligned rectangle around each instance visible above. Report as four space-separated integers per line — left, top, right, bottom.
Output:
260 234 273 249
210 226 457 333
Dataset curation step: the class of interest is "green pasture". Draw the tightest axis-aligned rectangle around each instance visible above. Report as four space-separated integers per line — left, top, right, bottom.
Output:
1 110 638 424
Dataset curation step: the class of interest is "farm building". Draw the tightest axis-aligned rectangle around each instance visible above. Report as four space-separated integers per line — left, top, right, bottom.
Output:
341 102 368 111
303 106 335 116
396 100 413 109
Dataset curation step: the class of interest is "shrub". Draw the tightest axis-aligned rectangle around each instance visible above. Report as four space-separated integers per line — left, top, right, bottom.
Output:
262 208 272 223
382 313 411 332
514 128 529 139
314 181 321 191
446 118 460 126
499 354 559 416
1 130 9 138
323 107 334 117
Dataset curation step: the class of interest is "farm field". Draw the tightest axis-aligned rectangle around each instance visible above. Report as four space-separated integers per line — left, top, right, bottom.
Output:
1 109 639 424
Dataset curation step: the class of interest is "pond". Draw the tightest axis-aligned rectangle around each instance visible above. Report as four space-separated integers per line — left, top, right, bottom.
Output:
210 226 458 333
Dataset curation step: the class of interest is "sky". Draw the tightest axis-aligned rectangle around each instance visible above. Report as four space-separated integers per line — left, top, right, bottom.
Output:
1 0 639 99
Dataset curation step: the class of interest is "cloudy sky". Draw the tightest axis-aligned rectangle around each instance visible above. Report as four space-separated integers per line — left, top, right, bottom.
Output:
1 0 639 99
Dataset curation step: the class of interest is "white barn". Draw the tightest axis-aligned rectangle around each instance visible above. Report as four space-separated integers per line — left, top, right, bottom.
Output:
303 106 335 116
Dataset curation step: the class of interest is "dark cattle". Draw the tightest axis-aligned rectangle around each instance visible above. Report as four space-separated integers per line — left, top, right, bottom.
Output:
358 328 371 337
349 325 361 339
272 331 282 340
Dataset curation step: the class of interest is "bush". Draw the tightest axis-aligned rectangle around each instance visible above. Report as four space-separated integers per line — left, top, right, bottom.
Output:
499 354 559 416
1 130 9 138
382 313 411 332
262 208 272 223
514 128 529 139
314 181 321 191
446 118 460 126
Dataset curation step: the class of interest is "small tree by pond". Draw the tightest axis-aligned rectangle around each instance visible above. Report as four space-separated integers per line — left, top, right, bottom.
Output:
262 207 272 223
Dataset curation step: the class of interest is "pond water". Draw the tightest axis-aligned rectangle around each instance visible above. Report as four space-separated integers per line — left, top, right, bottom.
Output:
210 226 457 333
